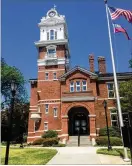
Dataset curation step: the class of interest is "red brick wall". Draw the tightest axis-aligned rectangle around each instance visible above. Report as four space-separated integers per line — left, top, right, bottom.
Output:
27 52 118 142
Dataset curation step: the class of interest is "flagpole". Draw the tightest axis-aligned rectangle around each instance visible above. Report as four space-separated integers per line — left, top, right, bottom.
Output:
104 0 130 161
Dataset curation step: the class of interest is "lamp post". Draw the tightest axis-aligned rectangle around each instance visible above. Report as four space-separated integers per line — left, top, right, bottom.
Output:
5 81 17 165
103 100 112 150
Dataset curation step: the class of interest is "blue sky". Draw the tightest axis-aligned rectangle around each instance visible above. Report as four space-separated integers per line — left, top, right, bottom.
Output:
2 0 132 98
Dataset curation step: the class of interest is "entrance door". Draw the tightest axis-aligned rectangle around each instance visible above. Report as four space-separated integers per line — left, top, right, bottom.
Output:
74 113 88 135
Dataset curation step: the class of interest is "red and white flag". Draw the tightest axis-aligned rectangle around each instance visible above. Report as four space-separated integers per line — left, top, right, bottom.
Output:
109 6 132 23
113 24 131 40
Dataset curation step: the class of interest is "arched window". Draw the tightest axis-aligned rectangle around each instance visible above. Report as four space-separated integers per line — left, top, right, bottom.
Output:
49 30 57 40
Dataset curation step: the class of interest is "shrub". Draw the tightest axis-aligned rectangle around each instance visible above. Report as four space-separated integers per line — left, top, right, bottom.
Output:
42 138 59 147
53 143 66 147
99 127 120 137
96 136 123 146
23 135 27 143
42 130 58 138
32 137 59 146
32 138 44 145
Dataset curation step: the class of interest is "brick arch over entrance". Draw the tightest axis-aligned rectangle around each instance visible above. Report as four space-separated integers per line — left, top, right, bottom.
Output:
64 102 93 116
61 102 96 140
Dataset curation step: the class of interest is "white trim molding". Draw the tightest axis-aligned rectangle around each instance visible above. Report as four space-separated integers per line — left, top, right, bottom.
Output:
38 102 60 105
88 114 96 117
38 79 58 82
30 106 37 108
90 133 96 136
58 134 68 137
61 115 68 118
27 136 41 138
28 131 35 134
38 99 61 102
108 107 116 109
38 69 65 72
29 108 38 111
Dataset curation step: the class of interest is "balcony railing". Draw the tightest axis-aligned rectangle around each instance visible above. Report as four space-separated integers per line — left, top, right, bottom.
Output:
45 53 57 59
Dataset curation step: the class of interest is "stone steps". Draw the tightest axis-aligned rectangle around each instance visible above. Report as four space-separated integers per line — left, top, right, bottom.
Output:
67 136 92 147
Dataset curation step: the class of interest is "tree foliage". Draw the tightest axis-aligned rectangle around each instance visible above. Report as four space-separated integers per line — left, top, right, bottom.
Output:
1 58 29 142
1 100 29 142
1 58 28 108
129 59 132 68
119 80 132 112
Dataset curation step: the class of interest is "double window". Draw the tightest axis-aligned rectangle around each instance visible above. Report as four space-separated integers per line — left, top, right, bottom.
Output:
110 109 118 127
70 80 87 92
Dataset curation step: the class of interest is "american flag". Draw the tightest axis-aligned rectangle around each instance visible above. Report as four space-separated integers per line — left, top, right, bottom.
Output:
108 6 132 23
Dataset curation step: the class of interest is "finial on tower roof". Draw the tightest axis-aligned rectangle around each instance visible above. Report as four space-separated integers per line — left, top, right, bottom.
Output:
54 4 57 10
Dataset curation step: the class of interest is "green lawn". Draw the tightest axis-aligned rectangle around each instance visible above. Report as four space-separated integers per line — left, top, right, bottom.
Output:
97 148 131 158
1 147 57 165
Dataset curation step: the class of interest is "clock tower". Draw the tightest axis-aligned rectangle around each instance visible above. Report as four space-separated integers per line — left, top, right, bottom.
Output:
35 6 70 70
27 7 70 142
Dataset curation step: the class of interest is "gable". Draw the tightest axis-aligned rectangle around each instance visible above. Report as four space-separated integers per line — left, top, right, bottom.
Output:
59 66 97 81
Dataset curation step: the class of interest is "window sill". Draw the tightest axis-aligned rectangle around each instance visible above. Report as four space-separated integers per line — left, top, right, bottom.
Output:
108 98 116 100
44 130 48 131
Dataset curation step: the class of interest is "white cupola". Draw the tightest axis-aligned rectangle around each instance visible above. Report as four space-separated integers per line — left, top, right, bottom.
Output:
38 6 68 41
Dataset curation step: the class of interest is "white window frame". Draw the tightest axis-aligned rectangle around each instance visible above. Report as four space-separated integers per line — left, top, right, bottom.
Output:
45 104 49 114
76 81 81 92
82 80 87 91
44 122 48 131
70 82 74 92
53 72 57 80
110 109 118 127
107 83 115 99
53 108 58 117
50 30 55 40
45 72 49 80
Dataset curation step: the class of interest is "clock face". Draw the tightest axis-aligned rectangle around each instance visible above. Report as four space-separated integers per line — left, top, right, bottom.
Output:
49 11 56 17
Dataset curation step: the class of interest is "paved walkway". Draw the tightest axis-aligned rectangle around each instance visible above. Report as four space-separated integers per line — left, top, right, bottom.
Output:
46 147 131 165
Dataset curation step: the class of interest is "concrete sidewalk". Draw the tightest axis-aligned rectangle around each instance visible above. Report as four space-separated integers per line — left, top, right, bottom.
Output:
46 147 131 165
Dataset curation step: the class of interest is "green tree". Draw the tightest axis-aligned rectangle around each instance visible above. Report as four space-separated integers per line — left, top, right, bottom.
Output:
1 101 29 142
119 80 132 112
129 59 132 68
1 58 29 142
1 58 28 108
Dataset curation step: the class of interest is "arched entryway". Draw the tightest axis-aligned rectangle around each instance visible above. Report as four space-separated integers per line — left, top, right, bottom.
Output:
68 107 90 136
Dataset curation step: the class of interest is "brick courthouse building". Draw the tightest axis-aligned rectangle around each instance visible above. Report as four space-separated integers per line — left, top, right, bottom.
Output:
27 7 132 143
